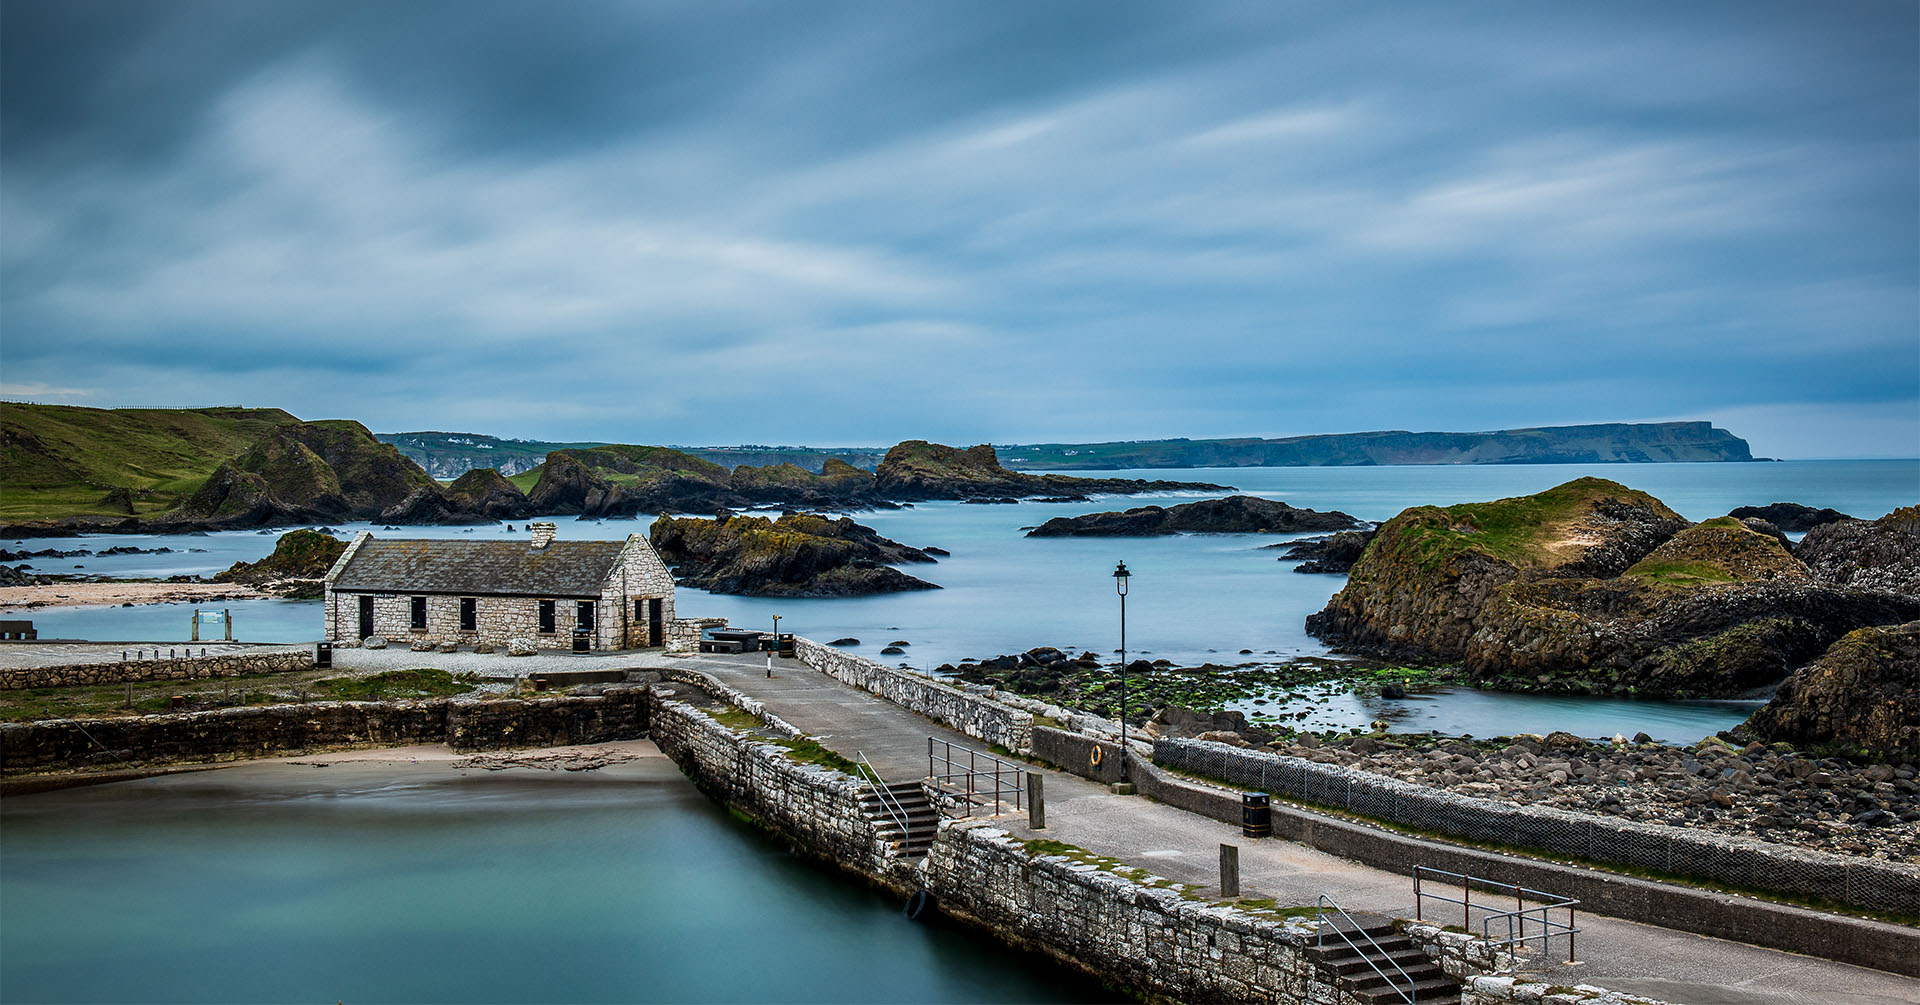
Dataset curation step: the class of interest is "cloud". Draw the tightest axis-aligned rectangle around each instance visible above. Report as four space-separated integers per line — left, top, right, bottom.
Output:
0 2 1913 456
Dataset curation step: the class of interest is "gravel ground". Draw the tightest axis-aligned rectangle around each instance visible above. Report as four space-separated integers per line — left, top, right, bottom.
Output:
329 644 681 679
1255 729 1920 862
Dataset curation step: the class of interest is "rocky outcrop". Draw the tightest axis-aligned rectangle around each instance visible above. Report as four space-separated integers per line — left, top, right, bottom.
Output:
1796 507 1920 597
163 421 457 528
1024 495 1362 537
1307 482 1920 697
1307 477 1688 661
1273 529 1376 574
1743 621 1920 760
211 529 347 597
872 441 1223 501
524 446 738 517
727 459 878 508
1729 502 1855 533
649 512 941 597
445 468 529 519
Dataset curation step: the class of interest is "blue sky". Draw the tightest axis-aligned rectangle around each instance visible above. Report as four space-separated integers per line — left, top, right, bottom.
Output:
2 1 1915 458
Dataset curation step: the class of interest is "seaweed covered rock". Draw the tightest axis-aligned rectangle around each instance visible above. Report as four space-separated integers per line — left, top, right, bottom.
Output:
1307 477 1688 661
1025 495 1362 537
649 512 940 597
211 528 347 598
1274 529 1377 574
1743 621 1920 760
1795 506 1920 597
1728 502 1854 533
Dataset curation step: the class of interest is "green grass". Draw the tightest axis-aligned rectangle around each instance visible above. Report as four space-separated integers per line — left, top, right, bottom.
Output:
1378 477 1675 573
0 403 298 519
764 736 863 776
705 706 764 730
1624 560 1739 587
312 668 477 700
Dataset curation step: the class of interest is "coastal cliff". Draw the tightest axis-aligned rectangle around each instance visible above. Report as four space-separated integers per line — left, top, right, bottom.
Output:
1308 480 1920 697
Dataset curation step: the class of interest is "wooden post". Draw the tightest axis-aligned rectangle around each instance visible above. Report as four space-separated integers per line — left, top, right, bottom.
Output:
1028 772 1045 829
191 612 200 642
1220 844 1240 898
223 608 232 642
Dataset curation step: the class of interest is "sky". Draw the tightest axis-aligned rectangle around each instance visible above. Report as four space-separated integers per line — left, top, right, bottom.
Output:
2 2 1916 458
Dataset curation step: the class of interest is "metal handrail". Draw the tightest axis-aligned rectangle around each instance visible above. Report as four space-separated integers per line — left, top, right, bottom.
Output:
855 751 912 848
927 737 1023 817
1413 865 1580 966
1315 895 1417 1004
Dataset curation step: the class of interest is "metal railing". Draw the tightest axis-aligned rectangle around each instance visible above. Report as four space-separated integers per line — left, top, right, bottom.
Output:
1414 866 1579 967
927 737 1023 817
855 751 912 845
1315 895 1417 1005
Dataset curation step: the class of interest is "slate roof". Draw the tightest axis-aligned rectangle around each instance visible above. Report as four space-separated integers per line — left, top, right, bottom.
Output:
331 538 628 597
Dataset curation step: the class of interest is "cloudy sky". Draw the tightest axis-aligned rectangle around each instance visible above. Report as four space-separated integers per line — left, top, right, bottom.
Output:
3 2 1915 457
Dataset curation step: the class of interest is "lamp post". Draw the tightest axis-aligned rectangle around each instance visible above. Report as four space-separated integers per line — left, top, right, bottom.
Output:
768 614 781 677
1113 561 1131 788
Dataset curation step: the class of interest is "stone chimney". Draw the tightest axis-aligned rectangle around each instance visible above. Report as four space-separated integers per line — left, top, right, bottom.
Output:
529 522 557 550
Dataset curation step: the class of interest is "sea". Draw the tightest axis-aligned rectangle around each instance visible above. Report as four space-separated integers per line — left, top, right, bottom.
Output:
4 458 1915 1003
9 459 1916 742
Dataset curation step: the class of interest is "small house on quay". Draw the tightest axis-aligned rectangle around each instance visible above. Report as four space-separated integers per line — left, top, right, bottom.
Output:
323 522 675 650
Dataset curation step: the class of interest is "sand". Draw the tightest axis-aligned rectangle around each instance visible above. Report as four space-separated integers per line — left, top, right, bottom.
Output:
0 582 272 611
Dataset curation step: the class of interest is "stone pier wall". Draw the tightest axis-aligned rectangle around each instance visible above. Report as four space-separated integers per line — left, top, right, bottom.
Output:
791 638 1034 753
0 687 651 775
0 649 314 690
920 821 1356 1004
645 687 899 882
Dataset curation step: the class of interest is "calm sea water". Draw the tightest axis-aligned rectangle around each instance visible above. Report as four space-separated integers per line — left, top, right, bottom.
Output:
0 758 1109 1004
8 459 1913 741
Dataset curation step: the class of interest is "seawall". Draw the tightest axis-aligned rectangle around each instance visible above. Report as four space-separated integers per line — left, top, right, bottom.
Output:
1 648 314 690
0 686 650 777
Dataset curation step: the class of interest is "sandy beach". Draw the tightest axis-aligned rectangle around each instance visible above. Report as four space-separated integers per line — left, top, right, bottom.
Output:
0 582 272 611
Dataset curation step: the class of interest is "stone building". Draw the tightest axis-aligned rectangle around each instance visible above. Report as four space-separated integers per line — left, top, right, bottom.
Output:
323 522 675 650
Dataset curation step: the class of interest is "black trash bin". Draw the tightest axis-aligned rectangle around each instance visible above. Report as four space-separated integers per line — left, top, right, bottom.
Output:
1242 792 1271 838
572 627 591 654
313 641 333 668
778 633 796 658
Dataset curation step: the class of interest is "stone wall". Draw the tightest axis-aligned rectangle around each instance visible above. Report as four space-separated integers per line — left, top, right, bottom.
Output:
598 536 676 649
0 688 650 775
645 686 900 881
920 821 1352 1004
0 649 313 690
1462 977 1667 1005
792 637 1034 753
664 617 728 654
1154 737 1920 917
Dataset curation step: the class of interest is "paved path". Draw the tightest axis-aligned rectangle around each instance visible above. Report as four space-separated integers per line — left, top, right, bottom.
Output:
684 651 1919 1005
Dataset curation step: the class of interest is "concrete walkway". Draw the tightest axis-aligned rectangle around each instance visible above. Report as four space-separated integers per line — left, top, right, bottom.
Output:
683 651 1919 1005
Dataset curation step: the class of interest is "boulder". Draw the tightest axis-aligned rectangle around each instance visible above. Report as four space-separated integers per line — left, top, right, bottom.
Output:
1742 621 1920 760
507 638 538 657
410 638 436 652
363 636 387 649
1728 502 1854 533
1796 507 1920 597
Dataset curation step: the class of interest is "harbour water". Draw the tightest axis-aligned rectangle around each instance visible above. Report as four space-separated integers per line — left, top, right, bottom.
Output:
0 755 1110 1004
7 459 1913 742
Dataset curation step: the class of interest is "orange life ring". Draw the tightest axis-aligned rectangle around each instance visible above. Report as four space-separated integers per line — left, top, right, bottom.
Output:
1090 746 1105 768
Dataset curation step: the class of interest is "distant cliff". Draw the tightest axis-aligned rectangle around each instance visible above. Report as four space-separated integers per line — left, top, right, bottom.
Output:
999 421 1754 470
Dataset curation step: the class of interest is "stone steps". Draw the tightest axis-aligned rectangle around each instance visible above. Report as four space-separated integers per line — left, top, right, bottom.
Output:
858 780 940 857
1306 914 1459 1005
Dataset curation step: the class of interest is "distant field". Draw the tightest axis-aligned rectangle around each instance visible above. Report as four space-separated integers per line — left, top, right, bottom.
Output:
1 404 297 521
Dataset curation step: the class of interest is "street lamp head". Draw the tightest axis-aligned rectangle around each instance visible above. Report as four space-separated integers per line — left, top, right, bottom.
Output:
1113 560 1130 596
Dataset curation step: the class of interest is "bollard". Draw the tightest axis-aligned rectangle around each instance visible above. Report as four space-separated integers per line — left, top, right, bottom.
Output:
1028 771 1046 830
171 695 184 709
533 677 548 692
125 683 133 708
1220 844 1240 898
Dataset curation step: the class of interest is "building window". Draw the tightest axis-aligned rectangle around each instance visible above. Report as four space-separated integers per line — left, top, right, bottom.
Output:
576 601 595 631
538 600 555 634
460 597 477 633
410 596 427 631
634 599 645 621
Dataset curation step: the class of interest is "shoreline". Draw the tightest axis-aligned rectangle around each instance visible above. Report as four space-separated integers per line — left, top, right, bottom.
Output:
1 738 665 796
0 581 274 612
